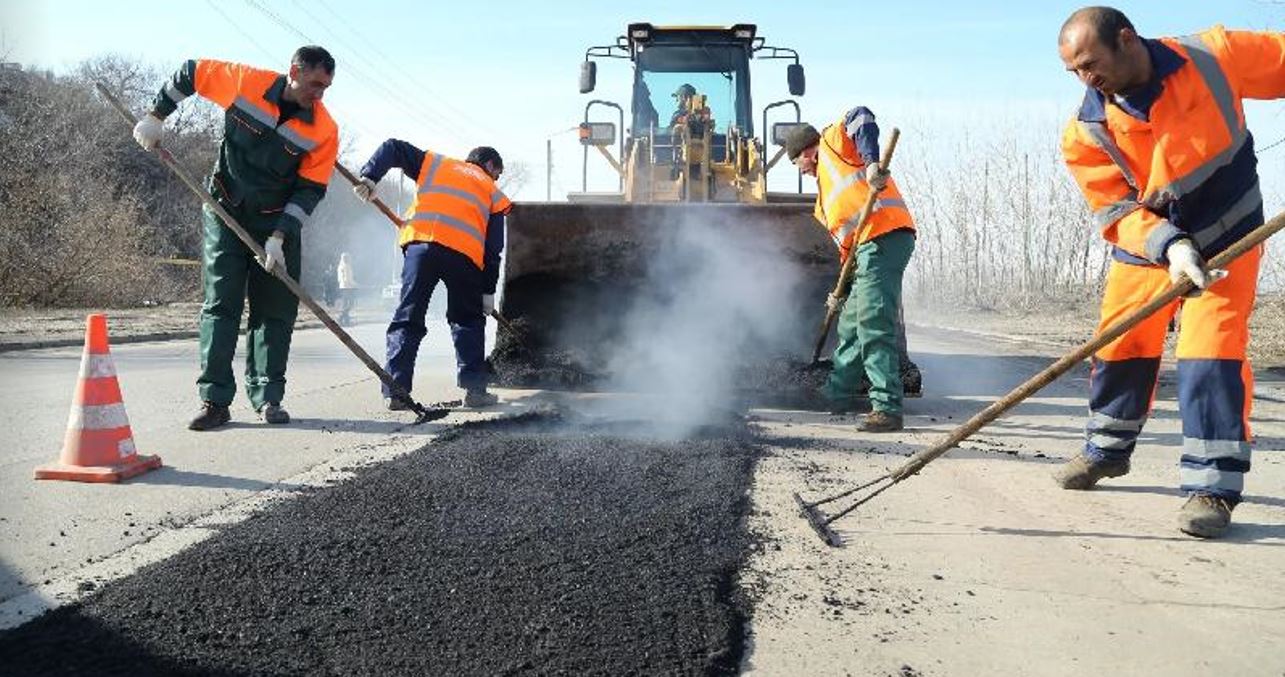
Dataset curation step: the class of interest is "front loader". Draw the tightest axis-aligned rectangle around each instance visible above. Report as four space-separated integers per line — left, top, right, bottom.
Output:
494 23 834 387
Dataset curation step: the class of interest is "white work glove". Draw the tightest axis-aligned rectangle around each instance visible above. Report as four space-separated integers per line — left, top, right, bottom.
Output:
1165 239 1226 291
865 162 889 191
825 292 845 314
261 233 286 273
482 294 495 314
132 113 164 150
353 176 377 202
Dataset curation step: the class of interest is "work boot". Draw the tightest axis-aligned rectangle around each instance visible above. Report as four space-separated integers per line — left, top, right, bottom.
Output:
464 388 499 408
259 402 290 425
858 410 903 433
385 396 411 412
902 365 923 398
1177 493 1236 539
188 402 230 431
1051 453 1130 490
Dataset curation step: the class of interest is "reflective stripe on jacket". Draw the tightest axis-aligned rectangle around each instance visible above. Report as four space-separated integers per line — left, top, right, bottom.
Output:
400 151 512 269
1061 27 1285 264
814 114 914 262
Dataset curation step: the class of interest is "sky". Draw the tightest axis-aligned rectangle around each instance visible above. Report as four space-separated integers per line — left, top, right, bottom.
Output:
3 1 1284 202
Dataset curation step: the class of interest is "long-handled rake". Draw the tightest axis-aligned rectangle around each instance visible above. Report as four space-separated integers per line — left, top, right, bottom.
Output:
796 209 1285 546
810 128 900 365
96 82 449 425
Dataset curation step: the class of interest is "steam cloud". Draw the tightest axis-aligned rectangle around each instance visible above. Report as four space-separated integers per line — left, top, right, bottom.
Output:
603 213 807 436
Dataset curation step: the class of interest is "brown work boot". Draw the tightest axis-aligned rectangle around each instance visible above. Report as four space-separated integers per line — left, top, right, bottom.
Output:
858 410 903 432
1051 454 1130 490
1177 493 1236 539
188 402 230 431
258 402 290 425
464 389 499 408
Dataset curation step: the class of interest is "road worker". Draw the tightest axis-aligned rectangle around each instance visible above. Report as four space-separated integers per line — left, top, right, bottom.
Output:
786 108 917 431
352 142 510 409
1053 6 1285 537
133 46 339 430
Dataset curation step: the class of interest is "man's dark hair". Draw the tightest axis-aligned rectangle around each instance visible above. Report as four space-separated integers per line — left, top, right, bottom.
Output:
1060 6 1135 51
292 45 335 74
466 146 503 171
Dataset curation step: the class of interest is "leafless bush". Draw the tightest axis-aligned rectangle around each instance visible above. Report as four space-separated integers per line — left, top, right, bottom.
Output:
0 56 220 307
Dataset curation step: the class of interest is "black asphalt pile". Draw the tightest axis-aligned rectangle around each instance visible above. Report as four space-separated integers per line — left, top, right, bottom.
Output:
0 413 760 676
489 316 604 390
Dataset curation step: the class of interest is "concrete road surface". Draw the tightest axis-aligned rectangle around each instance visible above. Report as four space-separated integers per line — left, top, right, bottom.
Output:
2 319 1283 675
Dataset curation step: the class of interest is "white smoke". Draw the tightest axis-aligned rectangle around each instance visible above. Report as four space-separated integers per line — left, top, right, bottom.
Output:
603 211 807 436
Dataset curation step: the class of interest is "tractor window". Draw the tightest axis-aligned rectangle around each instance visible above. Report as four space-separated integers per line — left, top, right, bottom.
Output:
632 42 751 136
639 71 738 135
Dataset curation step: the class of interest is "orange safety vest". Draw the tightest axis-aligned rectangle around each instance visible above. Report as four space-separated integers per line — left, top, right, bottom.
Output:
814 117 914 261
400 152 512 269
1061 27 1285 263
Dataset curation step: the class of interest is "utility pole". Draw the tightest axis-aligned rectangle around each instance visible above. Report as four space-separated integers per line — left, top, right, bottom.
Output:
546 138 553 202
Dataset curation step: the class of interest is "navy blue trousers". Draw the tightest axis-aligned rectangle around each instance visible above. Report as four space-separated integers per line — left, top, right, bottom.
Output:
384 242 487 397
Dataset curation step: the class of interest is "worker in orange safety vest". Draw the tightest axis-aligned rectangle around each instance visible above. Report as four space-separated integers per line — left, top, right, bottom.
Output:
1053 6 1285 538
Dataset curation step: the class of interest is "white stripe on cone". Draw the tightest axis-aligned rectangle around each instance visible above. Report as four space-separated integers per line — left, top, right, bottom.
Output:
79 354 117 379
67 403 130 430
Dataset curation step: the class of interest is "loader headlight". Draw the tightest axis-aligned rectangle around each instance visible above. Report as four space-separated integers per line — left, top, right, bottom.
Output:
579 121 617 147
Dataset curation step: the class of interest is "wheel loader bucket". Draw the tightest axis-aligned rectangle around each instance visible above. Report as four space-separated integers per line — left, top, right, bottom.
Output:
492 202 838 390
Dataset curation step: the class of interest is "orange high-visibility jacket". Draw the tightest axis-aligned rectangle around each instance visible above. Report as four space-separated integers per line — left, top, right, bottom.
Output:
815 114 914 262
152 59 339 237
401 152 512 269
1061 27 1285 264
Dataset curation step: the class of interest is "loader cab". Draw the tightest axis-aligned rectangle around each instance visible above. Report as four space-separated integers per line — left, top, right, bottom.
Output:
628 29 755 164
578 23 807 203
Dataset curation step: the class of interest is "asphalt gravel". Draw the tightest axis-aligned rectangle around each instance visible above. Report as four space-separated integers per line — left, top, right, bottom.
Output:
0 413 760 676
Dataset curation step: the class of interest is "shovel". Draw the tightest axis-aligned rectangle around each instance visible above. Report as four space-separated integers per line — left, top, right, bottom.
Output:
333 164 518 333
96 82 448 425
795 208 1285 546
809 128 901 365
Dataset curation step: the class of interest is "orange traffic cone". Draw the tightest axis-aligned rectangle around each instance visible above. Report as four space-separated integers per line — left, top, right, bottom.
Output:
35 314 162 483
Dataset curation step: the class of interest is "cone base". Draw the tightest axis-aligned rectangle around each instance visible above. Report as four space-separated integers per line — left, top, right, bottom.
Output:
35 454 162 483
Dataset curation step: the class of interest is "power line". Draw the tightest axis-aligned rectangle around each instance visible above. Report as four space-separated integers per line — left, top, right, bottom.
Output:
311 0 494 140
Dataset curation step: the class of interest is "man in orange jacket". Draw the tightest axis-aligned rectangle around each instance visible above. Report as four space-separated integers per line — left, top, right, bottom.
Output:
787 109 917 432
134 47 339 430
353 142 511 409
1054 6 1284 538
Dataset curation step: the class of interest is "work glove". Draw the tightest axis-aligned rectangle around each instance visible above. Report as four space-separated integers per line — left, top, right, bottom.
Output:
132 113 164 150
353 176 377 202
825 292 845 314
1165 238 1226 292
482 294 495 315
865 162 889 191
261 233 286 273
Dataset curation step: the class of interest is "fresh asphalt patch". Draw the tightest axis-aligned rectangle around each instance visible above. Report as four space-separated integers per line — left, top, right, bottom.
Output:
0 412 761 676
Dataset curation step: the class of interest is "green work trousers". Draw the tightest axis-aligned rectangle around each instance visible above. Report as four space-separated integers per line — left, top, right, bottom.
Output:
197 204 301 409
823 229 915 415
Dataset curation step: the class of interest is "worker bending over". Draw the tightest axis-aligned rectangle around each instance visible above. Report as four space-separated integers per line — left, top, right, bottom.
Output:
353 142 510 409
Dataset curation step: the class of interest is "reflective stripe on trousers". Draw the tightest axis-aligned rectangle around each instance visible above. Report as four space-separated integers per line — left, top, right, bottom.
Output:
1083 247 1261 500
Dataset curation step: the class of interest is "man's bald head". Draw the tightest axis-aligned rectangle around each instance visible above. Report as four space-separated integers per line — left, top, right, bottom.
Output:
1059 6 1135 51
1058 5 1148 95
